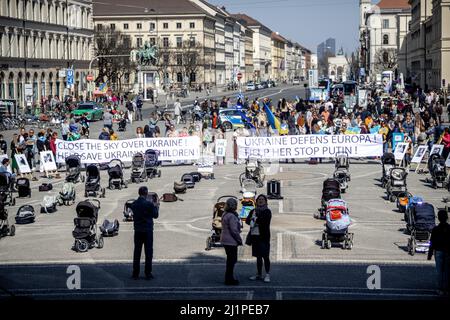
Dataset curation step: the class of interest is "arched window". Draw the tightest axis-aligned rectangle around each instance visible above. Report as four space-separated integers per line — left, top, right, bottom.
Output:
383 51 389 63
383 34 389 45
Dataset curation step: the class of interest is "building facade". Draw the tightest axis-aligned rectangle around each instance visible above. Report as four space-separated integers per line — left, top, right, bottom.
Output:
271 32 286 82
328 49 350 82
0 0 94 110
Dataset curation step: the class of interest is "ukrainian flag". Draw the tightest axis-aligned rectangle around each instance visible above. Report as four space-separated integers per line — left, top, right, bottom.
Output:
99 83 108 93
263 102 281 131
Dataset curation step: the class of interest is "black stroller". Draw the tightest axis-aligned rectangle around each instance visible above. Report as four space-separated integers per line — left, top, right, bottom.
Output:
427 154 447 189
239 158 265 188
0 202 15 239
335 152 350 181
316 179 341 220
72 199 104 252
107 159 128 190
0 173 15 206
405 202 435 256
123 199 135 221
144 149 161 179
333 169 348 193
99 219 120 237
16 177 31 198
118 118 127 132
85 165 106 198
381 152 396 188
386 167 408 202
130 152 147 183
65 155 85 183
206 196 238 250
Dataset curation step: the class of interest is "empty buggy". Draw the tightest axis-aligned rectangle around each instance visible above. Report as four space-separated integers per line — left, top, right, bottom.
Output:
321 199 353 250
130 152 147 183
85 164 105 198
144 149 162 179
381 152 396 188
316 178 341 220
333 169 349 193
335 152 350 181
72 199 104 252
107 159 128 190
65 155 84 183
0 203 15 239
427 154 447 189
239 158 265 188
405 202 435 256
0 173 15 206
240 179 257 220
386 167 408 202
206 196 239 251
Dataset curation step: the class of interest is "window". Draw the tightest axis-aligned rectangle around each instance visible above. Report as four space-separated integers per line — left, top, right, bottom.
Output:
163 23 168 29
176 23 182 29
190 73 196 83
110 24 115 30
124 23 129 30
383 34 389 45
150 37 156 46
177 72 183 82
383 51 389 63
97 24 103 31
136 37 143 48
137 23 142 29
163 37 169 47
176 54 183 66
189 37 195 48
383 19 389 29
176 37 182 48
163 54 169 65
150 23 155 31
190 22 195 29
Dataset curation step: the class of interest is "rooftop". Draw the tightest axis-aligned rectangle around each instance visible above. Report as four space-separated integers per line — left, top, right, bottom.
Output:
376 0 410 9
93 0 207 16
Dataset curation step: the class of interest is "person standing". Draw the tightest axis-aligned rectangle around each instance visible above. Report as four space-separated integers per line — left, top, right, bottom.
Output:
220 198 242 285
174 99 182 125
427 210 450 296
0 134 7 155
246 194 272 283
103 110 113 131
135 95 143 121
130 186 159 280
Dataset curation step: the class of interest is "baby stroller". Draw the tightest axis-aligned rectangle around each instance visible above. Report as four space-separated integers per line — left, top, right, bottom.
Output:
144 149 162 179
333 169 348 193
123 199 135 221
16 177 31 198
130 152 148 183
99 219 120 237
85 165 106 197
72 199 104 252
58 182 76 206
405 202 435 256
15 205 35 224
386 167 408 202
239 179 257 220
381 152 396 188
0 203 15 238
335 152 350 181
316 178 341 220
206 196 239 251
239 158 265 188
321 199 353 250
107 159 128 190
0 173 15 206
65 155 84 183
427 154 447 189
118 118 127 132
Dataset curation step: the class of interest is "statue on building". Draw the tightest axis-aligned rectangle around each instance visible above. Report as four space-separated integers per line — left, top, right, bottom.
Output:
136 41 158 66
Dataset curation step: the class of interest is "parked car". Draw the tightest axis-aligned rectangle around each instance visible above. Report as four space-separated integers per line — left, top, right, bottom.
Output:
246 82 256 91
255 82 263 90
293 77 300 85
219 108 247 131
269 80 277 87
70 102 104 121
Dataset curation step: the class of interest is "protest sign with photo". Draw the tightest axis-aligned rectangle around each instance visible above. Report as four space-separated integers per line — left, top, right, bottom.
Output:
215 139 227 157
430 144 444 157
40 151 57 172
394 142 409 161
411 145 428 163
237 134 383 159
14 154 31 173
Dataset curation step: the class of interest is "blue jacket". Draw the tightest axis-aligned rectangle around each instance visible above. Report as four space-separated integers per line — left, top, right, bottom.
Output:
131 196 159 232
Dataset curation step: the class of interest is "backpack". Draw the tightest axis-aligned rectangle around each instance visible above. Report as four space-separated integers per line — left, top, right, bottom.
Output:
40 195 58 213
160 193 183 202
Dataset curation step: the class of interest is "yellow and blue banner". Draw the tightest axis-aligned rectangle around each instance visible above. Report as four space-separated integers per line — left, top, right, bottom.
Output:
263 102 281 131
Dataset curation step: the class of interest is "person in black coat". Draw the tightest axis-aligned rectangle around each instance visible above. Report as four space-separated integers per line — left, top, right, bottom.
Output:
130 186 159 280
245 194 272 283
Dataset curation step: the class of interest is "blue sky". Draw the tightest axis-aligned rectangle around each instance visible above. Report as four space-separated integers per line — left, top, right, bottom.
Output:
208 0 362 55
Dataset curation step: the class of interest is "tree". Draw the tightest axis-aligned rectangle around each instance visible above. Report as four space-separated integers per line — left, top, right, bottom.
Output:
94 27 136 93
374 48 397 73
173 39 204 86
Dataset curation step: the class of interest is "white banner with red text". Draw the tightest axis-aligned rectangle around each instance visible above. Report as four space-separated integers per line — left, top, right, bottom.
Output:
237 134 383 159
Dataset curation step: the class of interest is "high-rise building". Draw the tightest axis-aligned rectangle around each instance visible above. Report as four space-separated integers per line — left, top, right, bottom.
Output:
317 38 336 62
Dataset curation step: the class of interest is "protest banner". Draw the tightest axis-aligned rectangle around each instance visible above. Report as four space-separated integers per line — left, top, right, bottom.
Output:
237 134 383 159
392 133 405 151
55 137 201 164
14 154 31 174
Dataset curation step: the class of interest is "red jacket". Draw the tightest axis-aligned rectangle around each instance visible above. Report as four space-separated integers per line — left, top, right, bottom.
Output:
50 138 57 155
442 133 450 149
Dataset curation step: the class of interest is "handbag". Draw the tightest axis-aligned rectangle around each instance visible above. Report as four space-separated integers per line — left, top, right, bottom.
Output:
245 231 253 246
160 193 184 202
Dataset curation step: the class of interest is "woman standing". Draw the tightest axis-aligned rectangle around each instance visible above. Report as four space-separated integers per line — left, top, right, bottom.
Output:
220 198 242 285
246 194 272 283
136 127 144 139
10 134 20 174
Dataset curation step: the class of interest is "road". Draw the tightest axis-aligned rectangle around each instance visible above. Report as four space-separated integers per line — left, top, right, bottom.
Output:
0 84 447 300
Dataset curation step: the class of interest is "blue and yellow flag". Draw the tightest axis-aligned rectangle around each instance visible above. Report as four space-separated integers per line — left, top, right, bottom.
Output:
263 102 281 131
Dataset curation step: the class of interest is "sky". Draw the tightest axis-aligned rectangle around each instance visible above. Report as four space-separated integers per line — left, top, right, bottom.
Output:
208 0 362 55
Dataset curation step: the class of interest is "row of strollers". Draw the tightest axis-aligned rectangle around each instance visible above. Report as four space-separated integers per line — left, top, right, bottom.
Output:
315 153 354 250
381 152 437 256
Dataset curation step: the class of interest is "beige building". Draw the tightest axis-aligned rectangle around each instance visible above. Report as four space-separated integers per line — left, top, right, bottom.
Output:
0 0 94 111
406 0 450 90
93 0 216 98
396 11 411 78
271 32 286 82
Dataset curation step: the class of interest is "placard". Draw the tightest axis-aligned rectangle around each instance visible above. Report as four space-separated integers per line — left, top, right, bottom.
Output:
445 152 450 167
392 133 405 151
215 139 227 157
394 142 408 161
430 144 444 157
40 151 57 172
411 145 428 163
14 154 31 174
0 155 12 173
